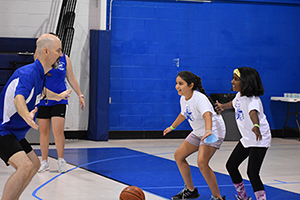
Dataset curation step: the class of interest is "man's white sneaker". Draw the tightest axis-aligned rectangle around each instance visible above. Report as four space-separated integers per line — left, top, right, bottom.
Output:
58 158 67 173
38 160 49 173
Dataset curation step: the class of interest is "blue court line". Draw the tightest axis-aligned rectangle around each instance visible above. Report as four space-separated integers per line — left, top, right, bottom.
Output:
142 181 300 190
32 173 65 200
32 148 300 200
32 151 184 199
268 180 300 185
32 154 159 200
142 184 253 190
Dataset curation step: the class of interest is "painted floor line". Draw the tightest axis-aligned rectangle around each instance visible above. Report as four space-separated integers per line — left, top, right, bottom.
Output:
32 154 148 200
32 149 300 199
267 180 300 185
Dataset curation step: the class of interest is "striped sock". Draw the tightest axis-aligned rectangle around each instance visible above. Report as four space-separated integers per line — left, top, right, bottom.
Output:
233 182 247 200
255 190 266 200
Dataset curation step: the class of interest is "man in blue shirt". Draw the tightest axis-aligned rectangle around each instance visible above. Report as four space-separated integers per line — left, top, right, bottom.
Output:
0 33 71 199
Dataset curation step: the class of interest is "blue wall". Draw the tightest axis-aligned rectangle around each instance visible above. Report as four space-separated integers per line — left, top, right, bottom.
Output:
108 0 300 131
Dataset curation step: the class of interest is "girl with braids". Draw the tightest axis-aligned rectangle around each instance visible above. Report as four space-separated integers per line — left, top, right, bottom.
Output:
164 71 226 200
215 67 271 200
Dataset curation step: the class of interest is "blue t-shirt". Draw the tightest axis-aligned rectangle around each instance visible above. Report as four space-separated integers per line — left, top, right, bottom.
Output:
0 59 45 140
39 54 67 106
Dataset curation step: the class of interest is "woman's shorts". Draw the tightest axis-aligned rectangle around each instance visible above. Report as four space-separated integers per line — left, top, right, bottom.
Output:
186 132 224 149
0 134 32 166
37 104 67 119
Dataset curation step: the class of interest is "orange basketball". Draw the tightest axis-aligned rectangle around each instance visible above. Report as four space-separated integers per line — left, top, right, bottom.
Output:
119 185 145 200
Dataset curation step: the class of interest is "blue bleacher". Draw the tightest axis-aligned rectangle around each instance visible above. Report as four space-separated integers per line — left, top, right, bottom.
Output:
0 37 37 93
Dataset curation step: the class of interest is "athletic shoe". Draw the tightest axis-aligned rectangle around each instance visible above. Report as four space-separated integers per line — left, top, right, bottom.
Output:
172 188 200 199
58 158 67 173
234 195 252 200
38 160 49 173
209 195 226 200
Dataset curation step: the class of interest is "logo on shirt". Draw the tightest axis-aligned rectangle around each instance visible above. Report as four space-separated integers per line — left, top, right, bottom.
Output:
235 99 244 121
57 61 65 71
184 105 195 122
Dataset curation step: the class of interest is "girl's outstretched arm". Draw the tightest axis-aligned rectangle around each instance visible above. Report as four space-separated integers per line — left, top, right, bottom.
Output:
215 100 233 113
163 114 185 136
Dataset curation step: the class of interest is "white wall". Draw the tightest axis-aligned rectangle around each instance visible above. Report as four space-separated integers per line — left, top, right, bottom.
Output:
0 0 107 131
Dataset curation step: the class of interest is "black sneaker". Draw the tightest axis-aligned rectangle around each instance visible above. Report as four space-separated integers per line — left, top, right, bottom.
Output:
210 195 226 200
172 188 200 199
234 195 252 200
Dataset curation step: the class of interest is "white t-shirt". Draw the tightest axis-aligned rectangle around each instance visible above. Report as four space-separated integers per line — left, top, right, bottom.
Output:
232 92 271 148
180 91 225 138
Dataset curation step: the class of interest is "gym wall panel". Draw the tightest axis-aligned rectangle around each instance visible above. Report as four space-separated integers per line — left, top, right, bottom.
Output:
109 0 300 131
88 30 111 141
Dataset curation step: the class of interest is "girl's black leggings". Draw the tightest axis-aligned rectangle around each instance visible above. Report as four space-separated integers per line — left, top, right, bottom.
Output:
226 141 268 192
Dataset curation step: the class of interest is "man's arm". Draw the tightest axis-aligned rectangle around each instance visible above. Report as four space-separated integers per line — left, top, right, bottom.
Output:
14 95 39 130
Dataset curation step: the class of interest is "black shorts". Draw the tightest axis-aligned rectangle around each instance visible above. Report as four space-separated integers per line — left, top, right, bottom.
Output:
37 104 67 119
0 134 33 166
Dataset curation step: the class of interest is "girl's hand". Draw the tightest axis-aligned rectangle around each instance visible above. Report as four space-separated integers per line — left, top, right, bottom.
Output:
163 127 173 136
201 130 212 141
252 126 262 141
215 100 224 113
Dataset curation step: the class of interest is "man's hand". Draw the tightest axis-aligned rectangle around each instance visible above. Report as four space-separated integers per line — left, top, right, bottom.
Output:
14 95 39 130
24 107 39 130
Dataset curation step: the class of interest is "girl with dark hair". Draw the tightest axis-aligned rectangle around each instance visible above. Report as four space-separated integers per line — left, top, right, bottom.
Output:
215 67 271 200
164 71 226 200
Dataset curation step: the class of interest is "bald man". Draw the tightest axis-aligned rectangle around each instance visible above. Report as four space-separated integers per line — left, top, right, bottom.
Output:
0 33 72 200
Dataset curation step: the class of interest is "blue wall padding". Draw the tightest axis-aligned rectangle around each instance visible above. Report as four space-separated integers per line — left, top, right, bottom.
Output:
0 54 34 85
88 30 111 141
0 37 37 52
108 0 300 131
0 37 35 93
118 0 300 5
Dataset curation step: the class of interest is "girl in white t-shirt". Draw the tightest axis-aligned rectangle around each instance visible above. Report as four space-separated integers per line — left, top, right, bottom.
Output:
215 67 271 200
164 71 226 200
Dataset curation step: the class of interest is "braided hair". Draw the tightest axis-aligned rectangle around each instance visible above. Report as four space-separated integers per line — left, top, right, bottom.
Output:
177 71 217 113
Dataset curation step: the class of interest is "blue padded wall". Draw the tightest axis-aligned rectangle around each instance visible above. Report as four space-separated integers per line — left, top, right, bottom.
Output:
108 0 300 131
88 30 111 141
0 37 36 93
0 37 37 52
